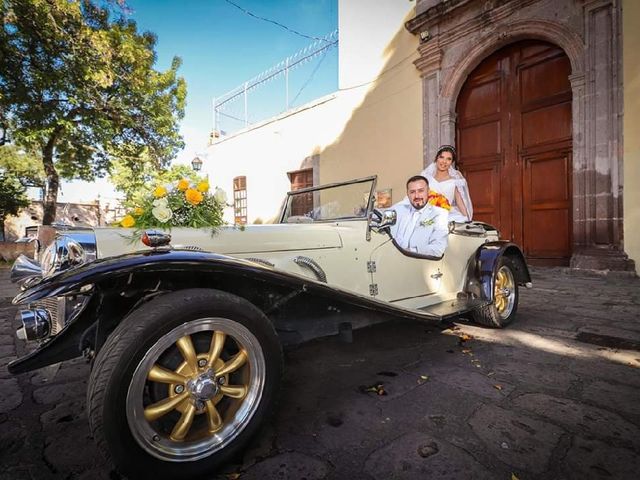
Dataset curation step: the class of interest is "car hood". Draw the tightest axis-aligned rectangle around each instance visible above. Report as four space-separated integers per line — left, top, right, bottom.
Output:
94 224 344 258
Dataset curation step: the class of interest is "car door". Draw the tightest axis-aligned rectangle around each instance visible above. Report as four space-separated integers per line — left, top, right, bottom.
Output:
368 232 444 307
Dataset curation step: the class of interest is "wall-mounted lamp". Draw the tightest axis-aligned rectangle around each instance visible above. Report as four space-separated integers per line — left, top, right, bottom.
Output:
191 155 203 172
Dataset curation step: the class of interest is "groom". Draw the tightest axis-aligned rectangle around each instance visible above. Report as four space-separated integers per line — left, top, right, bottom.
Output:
389 175 449 257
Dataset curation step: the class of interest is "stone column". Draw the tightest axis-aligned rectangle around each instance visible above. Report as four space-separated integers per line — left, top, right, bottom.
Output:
570 0 634 270
414 42 443 169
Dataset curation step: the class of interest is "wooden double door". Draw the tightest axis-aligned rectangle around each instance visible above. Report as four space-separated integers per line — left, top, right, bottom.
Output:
456 41 573 265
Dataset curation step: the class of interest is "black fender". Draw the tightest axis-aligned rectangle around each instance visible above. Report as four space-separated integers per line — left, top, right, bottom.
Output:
9 249 444 374
466 241 532 302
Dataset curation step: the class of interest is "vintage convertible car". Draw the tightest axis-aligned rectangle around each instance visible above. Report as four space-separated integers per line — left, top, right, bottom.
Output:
9 176 531 479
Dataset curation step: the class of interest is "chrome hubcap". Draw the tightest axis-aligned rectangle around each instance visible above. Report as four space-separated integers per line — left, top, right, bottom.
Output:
190 373 218 401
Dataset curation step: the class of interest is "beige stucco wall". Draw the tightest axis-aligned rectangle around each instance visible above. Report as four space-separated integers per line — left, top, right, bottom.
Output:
205 0 421 223
623 0 640 274
320 1 422 205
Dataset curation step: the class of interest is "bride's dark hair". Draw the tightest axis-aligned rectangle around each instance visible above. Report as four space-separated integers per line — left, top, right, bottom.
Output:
434 145 457 166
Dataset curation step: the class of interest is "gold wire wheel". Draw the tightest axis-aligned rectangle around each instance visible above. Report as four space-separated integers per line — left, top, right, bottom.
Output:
494 265 516 319
126 318 265 462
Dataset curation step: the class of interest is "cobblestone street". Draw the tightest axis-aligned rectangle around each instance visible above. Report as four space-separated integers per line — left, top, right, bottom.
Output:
1 266 639 480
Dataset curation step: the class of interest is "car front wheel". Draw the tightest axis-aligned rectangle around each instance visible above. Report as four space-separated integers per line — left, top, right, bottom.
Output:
472 256 519 328
87 288 282 479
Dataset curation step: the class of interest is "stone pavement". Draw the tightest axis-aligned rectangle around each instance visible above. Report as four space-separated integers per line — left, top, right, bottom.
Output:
1 265 639 479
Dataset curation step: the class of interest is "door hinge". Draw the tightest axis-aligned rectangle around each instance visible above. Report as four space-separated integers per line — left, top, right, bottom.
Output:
369 284 379 296
367 261 377 273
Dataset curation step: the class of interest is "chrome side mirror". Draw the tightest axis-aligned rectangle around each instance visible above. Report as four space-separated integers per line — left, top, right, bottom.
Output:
369 208 397 232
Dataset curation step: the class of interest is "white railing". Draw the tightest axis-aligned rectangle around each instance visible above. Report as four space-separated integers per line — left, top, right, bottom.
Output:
212 29 338 138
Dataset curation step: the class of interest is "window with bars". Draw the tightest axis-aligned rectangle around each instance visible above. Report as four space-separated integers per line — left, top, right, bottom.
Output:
233 176 247 225
287 168 313 216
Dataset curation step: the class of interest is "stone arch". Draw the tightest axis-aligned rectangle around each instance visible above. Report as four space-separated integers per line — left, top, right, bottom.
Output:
422 20 586 165
441 19 584 104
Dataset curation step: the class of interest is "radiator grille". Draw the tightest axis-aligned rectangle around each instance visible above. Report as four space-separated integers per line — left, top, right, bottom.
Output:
32 298 64 336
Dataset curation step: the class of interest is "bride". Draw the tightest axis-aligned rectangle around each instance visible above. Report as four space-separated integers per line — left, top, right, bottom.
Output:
421 145 473 222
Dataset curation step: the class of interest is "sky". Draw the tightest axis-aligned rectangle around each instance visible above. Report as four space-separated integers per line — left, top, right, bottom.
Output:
59 0 338 204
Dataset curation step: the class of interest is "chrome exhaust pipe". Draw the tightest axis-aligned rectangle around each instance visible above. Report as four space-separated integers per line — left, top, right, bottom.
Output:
16 308 51 341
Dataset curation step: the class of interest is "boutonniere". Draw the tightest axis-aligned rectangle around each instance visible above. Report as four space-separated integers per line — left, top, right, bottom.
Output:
420 218 435 227
427 190 451 211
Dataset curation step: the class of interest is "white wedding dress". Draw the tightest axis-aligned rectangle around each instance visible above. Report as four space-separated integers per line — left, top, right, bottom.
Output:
421 164 473 223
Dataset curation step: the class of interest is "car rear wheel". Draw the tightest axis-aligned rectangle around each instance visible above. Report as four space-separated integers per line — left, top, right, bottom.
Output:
87 288 282 479
472 256 519 328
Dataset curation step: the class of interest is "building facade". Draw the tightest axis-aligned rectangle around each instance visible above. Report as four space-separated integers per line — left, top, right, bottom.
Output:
206 0 421 225
405 0 635 270
206 0 638 273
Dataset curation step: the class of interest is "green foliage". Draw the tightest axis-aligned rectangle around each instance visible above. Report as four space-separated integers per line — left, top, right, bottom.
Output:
0 173 29 222
0 0 187 223
0 144 45 187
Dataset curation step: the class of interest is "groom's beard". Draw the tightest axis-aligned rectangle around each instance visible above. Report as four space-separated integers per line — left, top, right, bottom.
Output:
410 197 427 210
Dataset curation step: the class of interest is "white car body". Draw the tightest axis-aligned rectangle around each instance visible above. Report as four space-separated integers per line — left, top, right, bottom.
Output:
8 176 531 480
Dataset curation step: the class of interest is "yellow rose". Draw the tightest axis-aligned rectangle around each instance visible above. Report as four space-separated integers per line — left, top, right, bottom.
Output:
153 185 167 198
177 178 190 191
120 214 136 228
196 180 209 193
133 207 144 216
185 188 203 205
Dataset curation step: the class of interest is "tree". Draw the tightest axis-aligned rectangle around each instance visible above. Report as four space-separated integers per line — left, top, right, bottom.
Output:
0 173 29 238
0 0 186 224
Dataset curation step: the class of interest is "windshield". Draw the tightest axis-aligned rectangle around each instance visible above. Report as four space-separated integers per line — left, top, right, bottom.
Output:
281 177 376 223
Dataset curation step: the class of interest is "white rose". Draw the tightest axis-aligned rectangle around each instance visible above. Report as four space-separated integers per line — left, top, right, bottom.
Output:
152 205 173 223
153 197 168 208
214 187 228 205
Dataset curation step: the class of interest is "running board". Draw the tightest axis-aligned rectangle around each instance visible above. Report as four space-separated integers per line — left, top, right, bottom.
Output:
417 297 491 320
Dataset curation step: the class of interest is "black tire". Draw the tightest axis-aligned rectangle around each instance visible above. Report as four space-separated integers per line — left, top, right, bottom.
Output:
87 288 282 480
472 256 519 328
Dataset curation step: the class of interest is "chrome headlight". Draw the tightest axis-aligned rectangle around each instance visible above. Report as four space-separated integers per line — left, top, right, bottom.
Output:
17 289 93 342
41 235 87 277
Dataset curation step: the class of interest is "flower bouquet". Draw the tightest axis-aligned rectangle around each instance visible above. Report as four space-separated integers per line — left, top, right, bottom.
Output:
118 178 227 232
427 190 451 210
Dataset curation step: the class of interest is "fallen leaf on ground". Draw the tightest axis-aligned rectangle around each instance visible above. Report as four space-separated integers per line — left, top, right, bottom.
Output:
461 349 472 354
417 375 430 385
494 384 503 390
511 474 520 480
359 383 387 396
